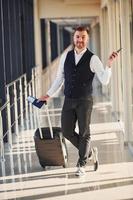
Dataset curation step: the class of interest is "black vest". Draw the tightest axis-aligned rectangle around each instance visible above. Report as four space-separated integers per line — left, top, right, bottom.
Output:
64 49 95 98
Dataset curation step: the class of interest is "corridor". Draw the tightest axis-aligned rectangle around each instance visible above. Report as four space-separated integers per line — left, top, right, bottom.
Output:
1 96 133 200
0 0 133 199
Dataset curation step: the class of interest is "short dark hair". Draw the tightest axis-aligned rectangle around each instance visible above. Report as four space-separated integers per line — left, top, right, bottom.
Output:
73 26 90 35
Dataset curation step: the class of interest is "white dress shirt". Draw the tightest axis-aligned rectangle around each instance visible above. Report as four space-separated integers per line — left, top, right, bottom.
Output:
47 49 111 97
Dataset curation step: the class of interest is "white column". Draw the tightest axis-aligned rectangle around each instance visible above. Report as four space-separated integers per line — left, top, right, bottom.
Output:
120 0 132 142
33 0 43 97
108 0 119 114
45 19 51 66
45 19 52 85
100 7 110 97
57 24 61 56
115 0 123 122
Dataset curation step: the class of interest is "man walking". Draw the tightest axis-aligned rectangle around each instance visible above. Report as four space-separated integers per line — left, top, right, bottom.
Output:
39 26 118 176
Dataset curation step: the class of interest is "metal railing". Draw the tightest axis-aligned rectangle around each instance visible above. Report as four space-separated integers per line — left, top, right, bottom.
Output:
0 68 38 163
0 49 68 174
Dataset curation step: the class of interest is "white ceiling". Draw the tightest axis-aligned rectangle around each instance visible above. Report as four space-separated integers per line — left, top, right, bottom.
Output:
52 17 96 26
64 0 100 5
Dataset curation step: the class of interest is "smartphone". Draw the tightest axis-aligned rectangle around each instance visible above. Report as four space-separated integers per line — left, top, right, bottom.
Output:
116 48 122 53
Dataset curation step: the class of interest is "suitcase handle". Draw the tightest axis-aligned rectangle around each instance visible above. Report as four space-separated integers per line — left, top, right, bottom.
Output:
37 100 54 139
44 103 54 139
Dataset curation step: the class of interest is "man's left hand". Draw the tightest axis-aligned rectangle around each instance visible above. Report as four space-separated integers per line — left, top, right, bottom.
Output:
107 51 118 68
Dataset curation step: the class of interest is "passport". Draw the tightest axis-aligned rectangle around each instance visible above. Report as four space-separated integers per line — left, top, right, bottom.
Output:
27 96 45 109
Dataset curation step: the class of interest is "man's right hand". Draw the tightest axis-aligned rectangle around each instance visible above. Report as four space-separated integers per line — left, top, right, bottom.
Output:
38 94 50 102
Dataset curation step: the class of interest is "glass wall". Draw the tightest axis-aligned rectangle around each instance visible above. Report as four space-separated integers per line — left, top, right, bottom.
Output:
100 6 110 99
99 0 133 143
0 0 35 106
115 0 124 122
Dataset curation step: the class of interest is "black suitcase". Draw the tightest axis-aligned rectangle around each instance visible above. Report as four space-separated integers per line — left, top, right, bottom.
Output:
34 103 68 169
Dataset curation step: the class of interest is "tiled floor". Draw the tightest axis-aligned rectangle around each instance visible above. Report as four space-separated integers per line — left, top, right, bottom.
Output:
0 95 133 200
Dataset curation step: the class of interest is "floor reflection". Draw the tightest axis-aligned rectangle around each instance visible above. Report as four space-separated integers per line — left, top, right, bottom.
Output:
0 97 133 199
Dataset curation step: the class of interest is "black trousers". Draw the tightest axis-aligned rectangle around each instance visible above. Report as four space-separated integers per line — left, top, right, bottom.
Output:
61 96 93 167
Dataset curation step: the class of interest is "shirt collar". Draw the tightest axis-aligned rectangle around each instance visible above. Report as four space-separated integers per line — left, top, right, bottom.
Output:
74 48 87 56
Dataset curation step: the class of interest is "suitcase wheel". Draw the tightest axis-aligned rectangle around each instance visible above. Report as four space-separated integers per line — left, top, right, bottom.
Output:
39 161 46 169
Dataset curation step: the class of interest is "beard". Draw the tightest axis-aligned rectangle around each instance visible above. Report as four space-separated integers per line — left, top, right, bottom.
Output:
75 42 85 49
